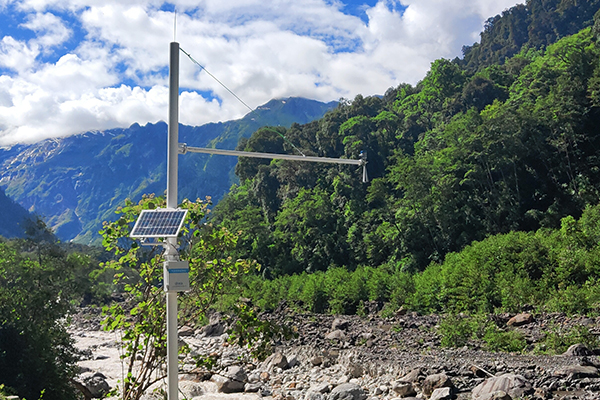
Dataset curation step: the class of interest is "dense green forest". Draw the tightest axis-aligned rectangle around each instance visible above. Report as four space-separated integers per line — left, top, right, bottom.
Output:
209 4 600 311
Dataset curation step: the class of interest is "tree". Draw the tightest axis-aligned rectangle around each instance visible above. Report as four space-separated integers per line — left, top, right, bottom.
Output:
100 195 256 400
0 222 81 400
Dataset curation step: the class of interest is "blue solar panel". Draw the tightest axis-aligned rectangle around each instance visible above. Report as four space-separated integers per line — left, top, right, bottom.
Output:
130 209 188 238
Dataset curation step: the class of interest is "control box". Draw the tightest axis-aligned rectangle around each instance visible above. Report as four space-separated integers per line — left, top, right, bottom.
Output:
163 260 190 292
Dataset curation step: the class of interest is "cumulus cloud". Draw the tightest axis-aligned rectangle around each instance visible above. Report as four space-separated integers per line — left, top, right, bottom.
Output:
0 0 522 145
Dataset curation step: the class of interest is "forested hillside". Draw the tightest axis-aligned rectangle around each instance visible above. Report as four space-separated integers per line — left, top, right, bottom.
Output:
460 0 600 71
210 4 600 285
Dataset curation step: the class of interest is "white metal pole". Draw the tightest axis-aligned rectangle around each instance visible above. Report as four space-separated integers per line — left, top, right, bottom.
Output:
166 41 180 400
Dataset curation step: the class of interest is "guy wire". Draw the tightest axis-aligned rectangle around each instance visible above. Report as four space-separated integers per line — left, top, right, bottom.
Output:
179 47 306 157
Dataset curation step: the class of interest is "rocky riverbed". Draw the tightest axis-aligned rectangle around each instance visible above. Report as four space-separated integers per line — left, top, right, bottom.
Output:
70 305 600 400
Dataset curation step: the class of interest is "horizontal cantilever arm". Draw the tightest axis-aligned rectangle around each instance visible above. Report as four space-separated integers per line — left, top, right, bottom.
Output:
178 143 364 166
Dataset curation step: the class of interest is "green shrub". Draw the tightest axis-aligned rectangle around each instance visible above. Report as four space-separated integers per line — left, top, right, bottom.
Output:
535 324 600 354
482 326 527 353
438 314 476 347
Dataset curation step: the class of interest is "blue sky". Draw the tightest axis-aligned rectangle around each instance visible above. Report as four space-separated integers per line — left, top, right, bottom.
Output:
0 0 521 145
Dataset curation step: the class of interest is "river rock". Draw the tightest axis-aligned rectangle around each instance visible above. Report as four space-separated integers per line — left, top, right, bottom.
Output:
79 372 110 398
269 352 289 369
422 373 453 396
563 343 593 356
325 330 347 341
471 373 531 400
553 365 599 378
391 381 416 397
332 318 350 331
211 366 247 393
430 387 454 400
506 313 533 327
329 383 367 400
398 368 421 383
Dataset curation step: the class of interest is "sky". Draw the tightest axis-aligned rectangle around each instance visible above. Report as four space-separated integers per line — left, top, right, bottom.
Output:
0 0 523 146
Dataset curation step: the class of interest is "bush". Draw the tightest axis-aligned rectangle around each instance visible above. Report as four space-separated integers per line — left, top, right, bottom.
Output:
438 314 476 347
535 324 600 354
482 326 527 353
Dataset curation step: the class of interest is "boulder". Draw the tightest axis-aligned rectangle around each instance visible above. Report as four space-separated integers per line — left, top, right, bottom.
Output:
178 381 204 398
553 365 599 378
310 356 323 366
211 365 247 393
178 326 195 337
398 368 421 383
391 381 417 397
269 352 289 369
430 387 454 400
325 329 347 341
202 322 225 337
422 373 453 396
563 343 593 357
81 372 110 398
506 313 533 327
309 383 331 394
330 383 367 400
332 318 350 330
347 363 364 378
472 373 532 400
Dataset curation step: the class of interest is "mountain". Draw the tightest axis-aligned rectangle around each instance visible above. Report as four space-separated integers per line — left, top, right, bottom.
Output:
0 187 30 238
0 97 337 244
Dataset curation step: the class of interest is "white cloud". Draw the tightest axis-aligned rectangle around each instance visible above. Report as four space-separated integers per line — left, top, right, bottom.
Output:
21 12 71 50
0 0 523 145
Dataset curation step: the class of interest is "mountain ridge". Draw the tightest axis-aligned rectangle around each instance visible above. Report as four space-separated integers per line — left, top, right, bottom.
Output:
0 97 337 243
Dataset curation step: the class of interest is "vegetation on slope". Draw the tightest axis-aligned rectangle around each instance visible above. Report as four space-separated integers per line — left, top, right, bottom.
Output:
211 24 600 278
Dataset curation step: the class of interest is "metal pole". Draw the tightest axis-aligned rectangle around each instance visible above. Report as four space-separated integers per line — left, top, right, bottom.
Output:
179 144 363 165
166 41 180 400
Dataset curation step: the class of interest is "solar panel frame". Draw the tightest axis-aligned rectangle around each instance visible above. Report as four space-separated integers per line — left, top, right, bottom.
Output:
130 209 188 238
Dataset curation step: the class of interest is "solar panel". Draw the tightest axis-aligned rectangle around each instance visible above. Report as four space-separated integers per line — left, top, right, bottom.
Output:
130 209 188 238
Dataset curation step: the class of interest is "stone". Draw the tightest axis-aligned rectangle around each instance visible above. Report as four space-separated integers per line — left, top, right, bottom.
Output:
422 373 453 396
310 356 323 366
202 322 225 337
310 383 331 394
244 383 261 392
391 381 417 397
80 372 111 398
506 313 533 327
270 352 289 369
399 369 421 383
347 363 363 378
552 365 599 378
259 371 270 381
211 365 247 393
332 318 350 330
178 381 204 398
472 373 532 400
563 343 593 357
325 329 347 341
306 392 325 400
430 387 454 400
481 392 511 400
178 326 195 337
211 374 245 393
330 383 367 400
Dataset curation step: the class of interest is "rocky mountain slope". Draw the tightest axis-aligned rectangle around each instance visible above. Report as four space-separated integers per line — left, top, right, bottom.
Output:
0 187 30 238
0 97 336 243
